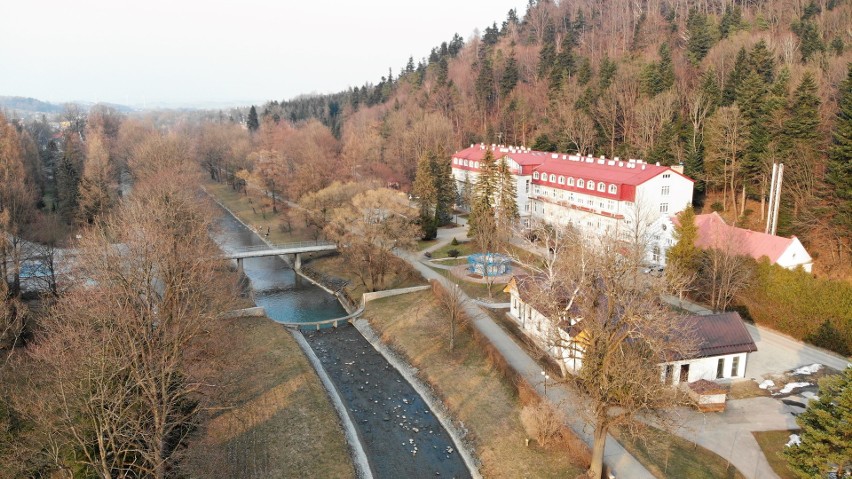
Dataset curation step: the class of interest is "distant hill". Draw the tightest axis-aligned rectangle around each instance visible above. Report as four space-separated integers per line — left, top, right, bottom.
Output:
0 96 135 115
0 96 63 114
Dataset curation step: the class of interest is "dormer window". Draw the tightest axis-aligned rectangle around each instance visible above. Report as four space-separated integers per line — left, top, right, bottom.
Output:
549 174 556 182
463 160 469 166
474 161 479 169
577 179 584 188
558 176 565 185
587 181 595 190
608 184 617 194
567 177 575 186
533 172 540 180
597 183 605 192
453 158 458 164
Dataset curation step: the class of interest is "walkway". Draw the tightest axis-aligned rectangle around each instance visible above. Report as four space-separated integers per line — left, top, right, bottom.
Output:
398 227 654 479
224 241 337 259
657 295 851 479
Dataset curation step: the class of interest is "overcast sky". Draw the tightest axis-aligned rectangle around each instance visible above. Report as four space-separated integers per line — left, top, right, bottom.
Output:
1 0 524 108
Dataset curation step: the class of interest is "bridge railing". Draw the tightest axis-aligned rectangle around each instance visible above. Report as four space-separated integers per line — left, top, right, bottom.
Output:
227 240 337 254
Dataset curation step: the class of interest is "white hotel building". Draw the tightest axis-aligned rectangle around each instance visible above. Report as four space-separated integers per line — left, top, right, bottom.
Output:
451 144 694 241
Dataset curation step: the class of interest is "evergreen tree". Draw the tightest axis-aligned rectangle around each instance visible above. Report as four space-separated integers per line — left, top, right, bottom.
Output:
495 158 519 228
723 48 750 105
827 64 852 239
247 105 260 132
667 205 700 273
413 154 438 239
782 367 852 478
550 24 577 89
500 54 519 97
719 5 742 38
792 20 825 62
468 149 497 238
435 156 456 226
784 72 821 144
749 40 775 84
599 56 617 90
686 9 715 63
577 57 593 85
737 71 770 191
538 24 557 79
475 56 497 112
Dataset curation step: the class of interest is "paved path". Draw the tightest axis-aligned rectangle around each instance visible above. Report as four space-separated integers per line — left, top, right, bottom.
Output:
399 228 654 479
658 295 851 479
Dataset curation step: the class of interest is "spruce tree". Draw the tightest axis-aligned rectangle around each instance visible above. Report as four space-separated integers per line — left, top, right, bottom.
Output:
737 71 770 192
468 149 497 238
686 9 715 63
749 40 775 83
784 72 821 144
827 64 852 238
413 154 438 239
723 48 749 105
667 205 700 273
247 105 260 132
782 367 852 478
435 156 456 226
495 158 519 228
501 54 519 97
537 24 557 79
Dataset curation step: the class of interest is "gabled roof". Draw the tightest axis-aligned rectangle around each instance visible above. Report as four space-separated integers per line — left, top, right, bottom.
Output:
675 212 810 265
690 312 757 358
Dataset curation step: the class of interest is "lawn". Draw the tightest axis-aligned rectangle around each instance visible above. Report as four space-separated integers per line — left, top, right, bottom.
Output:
752 430 799 479
182 316 355 479
363 291 587 478
614 425 746 479
431 240 477 258
416 238 439 251
205 181 317 243
427 265 510 302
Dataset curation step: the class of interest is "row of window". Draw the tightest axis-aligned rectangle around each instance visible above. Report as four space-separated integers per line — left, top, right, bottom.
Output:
455 158 480 169
533 172 619 194
535 185 618 211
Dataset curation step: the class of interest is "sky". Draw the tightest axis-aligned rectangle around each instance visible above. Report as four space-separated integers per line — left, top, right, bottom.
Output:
1 0 525 108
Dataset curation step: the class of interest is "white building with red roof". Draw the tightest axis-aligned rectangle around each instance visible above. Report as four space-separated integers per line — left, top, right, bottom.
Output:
651 212 813 272
451 144 694 238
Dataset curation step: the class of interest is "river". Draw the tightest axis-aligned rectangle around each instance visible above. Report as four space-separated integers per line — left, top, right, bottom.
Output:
213 207 472 479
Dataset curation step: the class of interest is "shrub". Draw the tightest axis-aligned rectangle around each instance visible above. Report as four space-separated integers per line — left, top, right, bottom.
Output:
447 249 460 258
710 202 724 212
451 237 459 246
520 402 565 448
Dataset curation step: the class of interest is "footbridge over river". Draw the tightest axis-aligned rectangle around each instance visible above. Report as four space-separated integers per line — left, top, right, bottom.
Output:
224 240 337 271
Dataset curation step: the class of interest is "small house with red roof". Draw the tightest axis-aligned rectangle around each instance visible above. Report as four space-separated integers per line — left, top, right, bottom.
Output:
451 144 694 238
650 212 813 272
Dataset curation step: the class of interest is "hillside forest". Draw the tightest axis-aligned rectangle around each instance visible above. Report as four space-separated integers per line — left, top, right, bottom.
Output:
251 0 852 279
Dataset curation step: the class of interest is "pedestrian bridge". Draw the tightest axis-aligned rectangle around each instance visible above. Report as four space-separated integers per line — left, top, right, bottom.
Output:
224 241 337 271
224 241 337 259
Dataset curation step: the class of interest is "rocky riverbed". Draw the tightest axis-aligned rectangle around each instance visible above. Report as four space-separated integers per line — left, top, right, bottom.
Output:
305 325 471 479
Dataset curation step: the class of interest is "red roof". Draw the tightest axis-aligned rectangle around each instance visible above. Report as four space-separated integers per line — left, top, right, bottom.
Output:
452 144 693 202
676 212 801 264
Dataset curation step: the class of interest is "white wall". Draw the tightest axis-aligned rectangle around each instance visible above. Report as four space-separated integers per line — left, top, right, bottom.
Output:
775 237 813 273
660 352 749 385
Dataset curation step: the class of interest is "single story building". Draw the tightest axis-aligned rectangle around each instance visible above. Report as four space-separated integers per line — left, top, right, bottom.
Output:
649 212 813 272
505 276 757 384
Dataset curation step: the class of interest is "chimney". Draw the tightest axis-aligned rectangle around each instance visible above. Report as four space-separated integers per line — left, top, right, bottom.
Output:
614 156 620 162
655 162 660 166
642 164 646 170
598 159 605 164
619 161 624 167
552 153 559 159
607 160 615 166
671 164 684 174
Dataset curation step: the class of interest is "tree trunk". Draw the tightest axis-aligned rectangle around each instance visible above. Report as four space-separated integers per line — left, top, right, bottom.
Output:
589 417 609 479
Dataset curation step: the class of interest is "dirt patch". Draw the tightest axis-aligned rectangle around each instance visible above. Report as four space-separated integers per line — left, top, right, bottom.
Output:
305 324 471 479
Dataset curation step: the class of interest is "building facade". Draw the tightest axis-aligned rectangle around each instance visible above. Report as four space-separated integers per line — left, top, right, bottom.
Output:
505 277 757 385
451 144 694 239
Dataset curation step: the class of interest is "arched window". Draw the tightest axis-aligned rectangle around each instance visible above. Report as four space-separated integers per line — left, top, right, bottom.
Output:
577 179 584 188
558 176 565 184
567 177 575 186
587 180 595 190
609 184 617 194
533 172 539 180
463 160 469 166
549 174 556 182
453 158 458 164
474 161 479 169
597 182 605 192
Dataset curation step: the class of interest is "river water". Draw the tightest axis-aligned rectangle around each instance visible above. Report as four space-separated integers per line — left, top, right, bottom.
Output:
213 207 471 479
